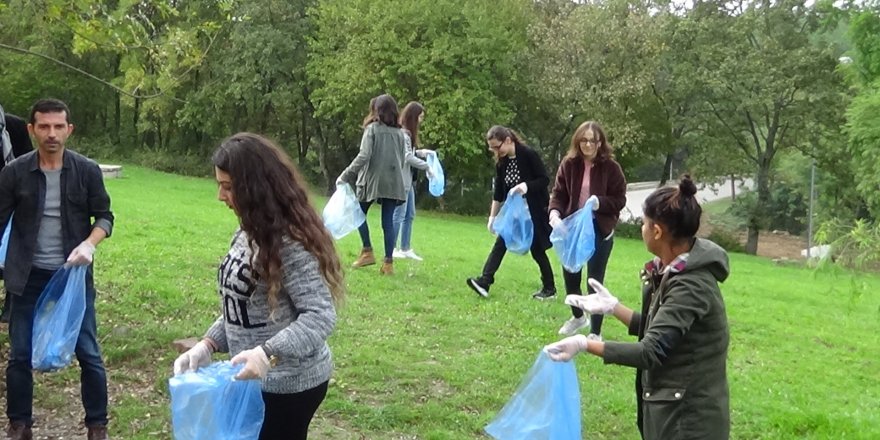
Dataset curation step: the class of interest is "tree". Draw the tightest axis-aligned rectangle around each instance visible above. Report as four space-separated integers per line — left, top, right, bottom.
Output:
307 0 533 208
682 0 847 254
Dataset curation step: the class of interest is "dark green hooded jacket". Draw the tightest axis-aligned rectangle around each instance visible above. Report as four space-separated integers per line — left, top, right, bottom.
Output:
604 238 730 440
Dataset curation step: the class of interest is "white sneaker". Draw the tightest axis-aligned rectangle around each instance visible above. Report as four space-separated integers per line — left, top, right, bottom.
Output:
392 248 406 259
586 333 603 342
558 316 590 336
402 249 423 261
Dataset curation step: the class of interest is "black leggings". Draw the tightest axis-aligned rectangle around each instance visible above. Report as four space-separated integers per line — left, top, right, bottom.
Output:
259 381 329 440
563 224 615 334
480 236 555 290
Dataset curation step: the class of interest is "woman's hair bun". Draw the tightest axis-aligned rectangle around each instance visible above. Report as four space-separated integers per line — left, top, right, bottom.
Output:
679 174 697 197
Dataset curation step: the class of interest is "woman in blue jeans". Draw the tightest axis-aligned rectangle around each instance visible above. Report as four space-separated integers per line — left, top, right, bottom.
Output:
392 102 433 261
549 121 627 339
337 95 408 275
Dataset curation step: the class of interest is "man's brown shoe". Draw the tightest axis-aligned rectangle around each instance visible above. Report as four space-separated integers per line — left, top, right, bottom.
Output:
352 248 376 268
6 422 32 440
87 425 110 440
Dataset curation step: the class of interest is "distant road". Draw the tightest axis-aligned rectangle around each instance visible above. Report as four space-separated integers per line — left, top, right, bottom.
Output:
620 178 754 221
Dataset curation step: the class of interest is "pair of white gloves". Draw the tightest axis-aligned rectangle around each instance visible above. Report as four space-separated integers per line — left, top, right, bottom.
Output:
544 278 619 362
172 341 271 380
548 195 599 229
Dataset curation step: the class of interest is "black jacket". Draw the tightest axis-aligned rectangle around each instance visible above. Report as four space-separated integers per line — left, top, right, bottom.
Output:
0 149 114 294
493 143 552 252
1 113 34 171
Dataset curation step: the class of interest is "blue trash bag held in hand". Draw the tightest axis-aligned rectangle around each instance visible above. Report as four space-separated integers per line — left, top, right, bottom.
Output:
425 151 445 197
31 265 88 371
492 192 533 255
322 183 366 239
550 198 597 273
169 361 265 440
0 215 11 268
485 350 582 440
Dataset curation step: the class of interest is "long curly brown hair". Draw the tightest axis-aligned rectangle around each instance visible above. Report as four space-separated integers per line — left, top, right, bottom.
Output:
212 133 345 310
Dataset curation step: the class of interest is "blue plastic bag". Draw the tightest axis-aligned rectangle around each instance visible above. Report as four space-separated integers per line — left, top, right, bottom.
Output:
169 361 265 440
550 198 597 273
485 350 582 440
425 151 445 197
31 265 88 371
322 183 366 239
0 215 11 268
492 192 533 255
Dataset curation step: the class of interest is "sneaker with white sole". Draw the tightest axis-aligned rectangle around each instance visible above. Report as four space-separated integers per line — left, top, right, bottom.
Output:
392 248 406 259
558 316 590 335
586 333 603 342
401 249 423 261
466 277 490 298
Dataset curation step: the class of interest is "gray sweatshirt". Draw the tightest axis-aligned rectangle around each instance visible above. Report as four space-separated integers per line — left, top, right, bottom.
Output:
205 230 336 394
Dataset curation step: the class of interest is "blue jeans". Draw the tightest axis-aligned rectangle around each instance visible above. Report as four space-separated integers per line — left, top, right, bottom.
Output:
392 188 416 250
562 220 615 335
357 199 399 261
6 267 108 427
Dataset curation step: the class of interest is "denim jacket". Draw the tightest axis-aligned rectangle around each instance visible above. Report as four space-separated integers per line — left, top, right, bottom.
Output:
0 149 114 294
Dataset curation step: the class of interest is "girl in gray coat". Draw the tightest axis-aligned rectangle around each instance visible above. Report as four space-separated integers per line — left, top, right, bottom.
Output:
337 94 408 275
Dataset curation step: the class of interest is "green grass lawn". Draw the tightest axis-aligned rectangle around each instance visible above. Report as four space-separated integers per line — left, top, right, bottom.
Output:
4 165 880 439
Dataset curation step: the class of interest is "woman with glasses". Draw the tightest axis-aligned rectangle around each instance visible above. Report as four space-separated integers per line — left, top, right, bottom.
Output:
549 121 627 338
466 125 557 300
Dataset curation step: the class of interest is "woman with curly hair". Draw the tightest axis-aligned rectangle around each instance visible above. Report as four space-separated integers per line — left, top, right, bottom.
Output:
173 133 344 440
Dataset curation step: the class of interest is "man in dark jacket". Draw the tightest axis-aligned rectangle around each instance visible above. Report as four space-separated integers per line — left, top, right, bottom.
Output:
0 103 34 323
0 99 114 440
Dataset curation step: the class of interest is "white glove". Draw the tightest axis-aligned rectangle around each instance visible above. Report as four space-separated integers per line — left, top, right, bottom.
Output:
587 195 600 211
564 278 619 315
231 346 271 380
487 216 496 233
544 334 588 362
549 211 563 229
510 182 528 195
416 149 432 158
66 241 96 266
173 341 213 375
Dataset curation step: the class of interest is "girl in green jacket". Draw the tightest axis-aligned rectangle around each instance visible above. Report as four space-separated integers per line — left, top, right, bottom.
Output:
545 175 730 440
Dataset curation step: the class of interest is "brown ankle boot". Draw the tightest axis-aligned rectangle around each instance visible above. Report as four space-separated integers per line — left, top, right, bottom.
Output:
352 248 376 268
6 422 32 440
87 425 110 440
379 260 394 275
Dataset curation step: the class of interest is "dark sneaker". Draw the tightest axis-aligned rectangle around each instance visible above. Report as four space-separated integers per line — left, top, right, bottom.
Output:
466 277 489 298
532 287 557 301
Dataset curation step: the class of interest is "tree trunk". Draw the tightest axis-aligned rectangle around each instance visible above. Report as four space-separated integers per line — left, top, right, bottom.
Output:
745 163 771 255
659 152 674 186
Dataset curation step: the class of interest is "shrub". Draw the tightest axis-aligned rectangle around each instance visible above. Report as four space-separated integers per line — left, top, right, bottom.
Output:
615 217 644 240
706 227 745 253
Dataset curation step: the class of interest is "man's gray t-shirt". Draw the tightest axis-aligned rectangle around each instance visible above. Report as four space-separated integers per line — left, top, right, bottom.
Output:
33 168 65 269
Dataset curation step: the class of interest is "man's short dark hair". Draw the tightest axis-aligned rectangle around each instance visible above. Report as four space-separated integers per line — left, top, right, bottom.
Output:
29 99 71 124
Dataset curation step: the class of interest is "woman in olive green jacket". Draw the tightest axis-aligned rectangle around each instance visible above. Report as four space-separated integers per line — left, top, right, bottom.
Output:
337 94 407 275
545 176 730 440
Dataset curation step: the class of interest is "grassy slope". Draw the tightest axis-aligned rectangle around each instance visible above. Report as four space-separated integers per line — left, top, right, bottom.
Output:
4 166 878 439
